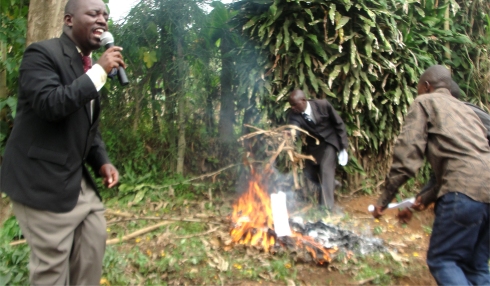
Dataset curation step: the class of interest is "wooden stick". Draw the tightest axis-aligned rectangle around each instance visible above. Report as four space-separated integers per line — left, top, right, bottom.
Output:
9 239 26 246
106 221 173 245
106 216 223 226
174 227 219 239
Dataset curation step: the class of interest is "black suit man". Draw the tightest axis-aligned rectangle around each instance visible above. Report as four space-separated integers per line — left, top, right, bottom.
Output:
288 90 349 211
0 0 125 284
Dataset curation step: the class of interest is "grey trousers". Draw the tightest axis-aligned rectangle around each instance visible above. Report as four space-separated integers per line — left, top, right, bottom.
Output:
304 144 337 209
12 177 107 285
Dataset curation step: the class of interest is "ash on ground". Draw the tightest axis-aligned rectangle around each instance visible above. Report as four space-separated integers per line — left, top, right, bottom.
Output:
290 217 387 256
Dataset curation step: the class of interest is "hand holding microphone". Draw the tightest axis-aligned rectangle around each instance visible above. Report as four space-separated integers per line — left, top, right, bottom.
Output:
99 31 129 86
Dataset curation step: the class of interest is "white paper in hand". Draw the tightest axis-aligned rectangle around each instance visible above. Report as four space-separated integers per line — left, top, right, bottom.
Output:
387 197 415 209
270 191 292 237
338 149 348 166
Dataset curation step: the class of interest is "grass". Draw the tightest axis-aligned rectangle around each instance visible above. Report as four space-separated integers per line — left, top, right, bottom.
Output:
0 177 431 285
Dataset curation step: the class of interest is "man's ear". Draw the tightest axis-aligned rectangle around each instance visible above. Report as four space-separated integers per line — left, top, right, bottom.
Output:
425 81 431 93
64 14 73 28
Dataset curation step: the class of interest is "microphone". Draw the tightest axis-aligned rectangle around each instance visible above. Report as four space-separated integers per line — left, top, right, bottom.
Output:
100 31 129 86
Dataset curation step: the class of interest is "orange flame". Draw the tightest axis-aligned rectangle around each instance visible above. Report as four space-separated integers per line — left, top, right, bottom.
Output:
230 172 336 263
230 172 275 251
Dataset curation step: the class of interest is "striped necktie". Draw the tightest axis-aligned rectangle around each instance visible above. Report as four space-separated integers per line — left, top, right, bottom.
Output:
81 55 92 73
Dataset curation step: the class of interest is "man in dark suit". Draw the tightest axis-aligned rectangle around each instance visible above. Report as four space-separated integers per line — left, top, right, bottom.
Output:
288 89 349 211
0 0 125 284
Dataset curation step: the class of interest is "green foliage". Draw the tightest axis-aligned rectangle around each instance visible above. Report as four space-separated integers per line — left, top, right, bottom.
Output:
230 0 490 183
0 244 29 285
0 216 28 285
0 215 22 241
102 246 131 284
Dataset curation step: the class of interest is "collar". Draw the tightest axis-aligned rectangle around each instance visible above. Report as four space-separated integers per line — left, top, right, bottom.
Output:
434 88 451 96
303 101 312 116
76 46 92 58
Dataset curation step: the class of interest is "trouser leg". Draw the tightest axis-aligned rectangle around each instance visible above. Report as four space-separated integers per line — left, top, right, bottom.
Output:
427 192 488 286
463 202 490 285
304 158 321 203
12 202 81 285
69 177 107 285
318 144 336 209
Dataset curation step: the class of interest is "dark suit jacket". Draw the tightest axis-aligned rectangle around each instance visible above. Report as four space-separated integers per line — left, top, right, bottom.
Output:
288 99 348 162
0 33 110 213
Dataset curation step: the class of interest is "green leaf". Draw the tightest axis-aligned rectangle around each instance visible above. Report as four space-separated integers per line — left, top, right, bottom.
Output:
335 16 350 30
364 85 373 110
243 16 258 30
343 77 355 105
143 50 157 69
304 52 311 68
350 39 357 68
269 2 278 16
291 32 304 52
329 4 336 24
305 8 314 21
275 30 283 55
307 34 318 44
414 5 425 17
351 80 361 109
328 65 342 88
299 65 305 85
394 87 402 105
307 67 319 92
319 81 337 97
296 18 307 31
365 41 372 58
283 19 292 51
133 189 147 203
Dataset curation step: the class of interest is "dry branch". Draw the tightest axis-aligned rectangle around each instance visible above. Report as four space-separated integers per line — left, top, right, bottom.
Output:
174 227 219 239
239 124 319 188
106 221 173 245
106 216 223 226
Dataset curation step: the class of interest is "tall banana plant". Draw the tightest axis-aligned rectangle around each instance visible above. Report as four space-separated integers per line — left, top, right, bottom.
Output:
230 0 489 183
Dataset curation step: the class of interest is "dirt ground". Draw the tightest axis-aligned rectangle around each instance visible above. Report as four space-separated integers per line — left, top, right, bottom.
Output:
300 194 437 286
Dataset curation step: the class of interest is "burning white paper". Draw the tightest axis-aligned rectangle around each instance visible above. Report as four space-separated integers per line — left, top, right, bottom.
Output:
271 191 292 237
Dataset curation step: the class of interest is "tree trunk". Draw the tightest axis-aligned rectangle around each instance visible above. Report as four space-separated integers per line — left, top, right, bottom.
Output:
150 78 161 135
176 37 186 175
0 41 6 103
444 2 451 60
26 0 67 46
218 34 235 143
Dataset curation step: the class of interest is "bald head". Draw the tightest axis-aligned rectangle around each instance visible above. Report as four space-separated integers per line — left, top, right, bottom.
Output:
65 0 79 15
289 89 307 114
417 65 452 95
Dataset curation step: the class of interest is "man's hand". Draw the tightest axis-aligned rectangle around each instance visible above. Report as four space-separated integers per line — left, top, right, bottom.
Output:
96 46 126 74
371 205 385 219
411 196 425 211
99 164 119 188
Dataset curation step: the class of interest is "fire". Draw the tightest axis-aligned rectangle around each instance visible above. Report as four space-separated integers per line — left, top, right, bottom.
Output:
230 172 276 251
230 171 336 264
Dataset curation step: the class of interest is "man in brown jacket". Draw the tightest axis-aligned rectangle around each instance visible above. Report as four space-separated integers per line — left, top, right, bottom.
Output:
372 65 490 285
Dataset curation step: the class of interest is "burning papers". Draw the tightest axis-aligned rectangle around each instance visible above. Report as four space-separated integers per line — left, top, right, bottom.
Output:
270 191 292 237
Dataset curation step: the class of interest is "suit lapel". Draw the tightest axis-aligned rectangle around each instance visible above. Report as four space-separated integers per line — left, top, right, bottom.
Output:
309 100 319 124
60 34 92 123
